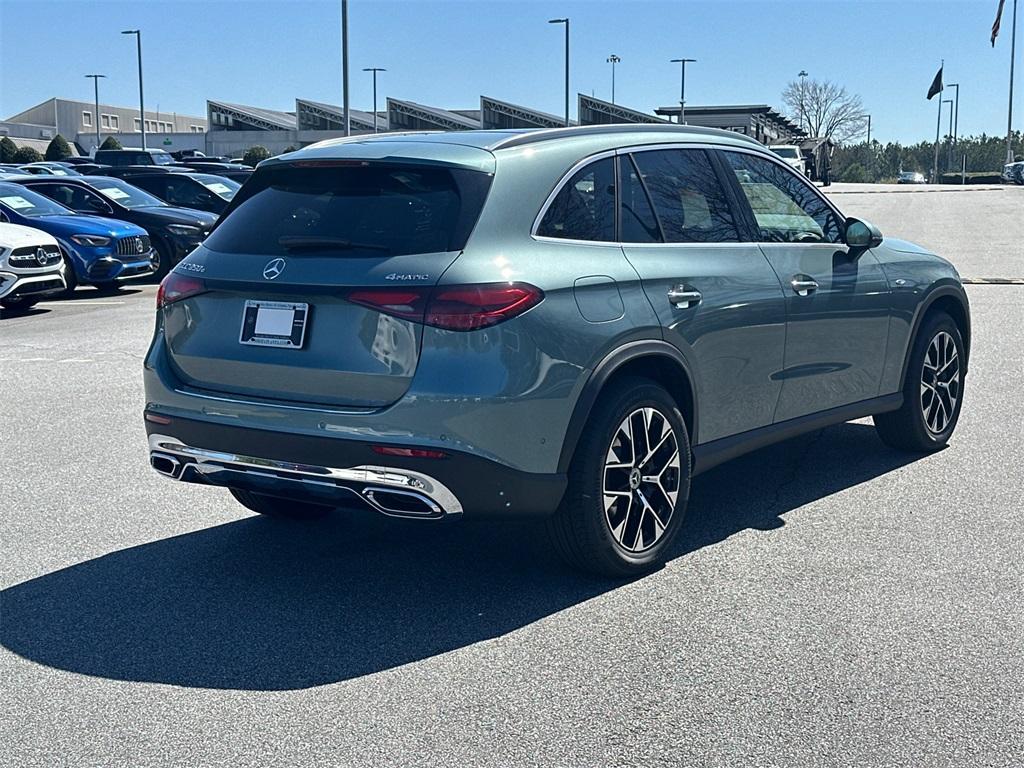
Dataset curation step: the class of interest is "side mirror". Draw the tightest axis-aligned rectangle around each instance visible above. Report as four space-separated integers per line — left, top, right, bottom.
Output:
844 217 883 250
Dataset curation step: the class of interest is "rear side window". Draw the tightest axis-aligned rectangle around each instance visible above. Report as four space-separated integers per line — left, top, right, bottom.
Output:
204 164 493 257
536 157 615 242
630 149 739 243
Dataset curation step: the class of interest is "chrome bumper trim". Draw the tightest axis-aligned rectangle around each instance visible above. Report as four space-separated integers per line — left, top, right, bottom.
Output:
147 433 463 518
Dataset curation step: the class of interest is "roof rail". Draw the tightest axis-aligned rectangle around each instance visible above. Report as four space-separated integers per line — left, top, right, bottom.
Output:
489 123 764 151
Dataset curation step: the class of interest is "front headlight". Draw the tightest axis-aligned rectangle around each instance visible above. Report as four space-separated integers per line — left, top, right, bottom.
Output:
166 224 201 236
70 234 111 246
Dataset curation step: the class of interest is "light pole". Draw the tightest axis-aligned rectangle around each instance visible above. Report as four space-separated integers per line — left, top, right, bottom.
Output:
670 58 696 124
866 114 872 144
121 30 145 149
943 98 954 171
548 18 569 127
606 54 620 104
84 74 106 151
798 69 809 134
947 82 960 148
362 67 386 133
342 0 350 136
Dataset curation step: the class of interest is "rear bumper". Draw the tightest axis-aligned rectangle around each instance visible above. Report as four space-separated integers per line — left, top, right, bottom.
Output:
144 413 566 518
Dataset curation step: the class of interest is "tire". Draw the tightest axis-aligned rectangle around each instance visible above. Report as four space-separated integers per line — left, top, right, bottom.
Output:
546 377 692 577
229 488 333 520
150 239 173 282
0 296 40 311
874 311 965 452
61 251 78 295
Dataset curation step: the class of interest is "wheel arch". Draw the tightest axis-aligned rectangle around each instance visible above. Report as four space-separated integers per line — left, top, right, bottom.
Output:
899 283 971 389
557 341 698 474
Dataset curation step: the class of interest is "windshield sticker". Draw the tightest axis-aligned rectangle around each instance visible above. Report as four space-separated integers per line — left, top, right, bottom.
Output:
0 195 33 210
97 186 129 200
204 182 233 195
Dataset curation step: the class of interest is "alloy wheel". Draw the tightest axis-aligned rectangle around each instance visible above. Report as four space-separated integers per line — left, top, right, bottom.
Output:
921 330 960 435
603 407 681 553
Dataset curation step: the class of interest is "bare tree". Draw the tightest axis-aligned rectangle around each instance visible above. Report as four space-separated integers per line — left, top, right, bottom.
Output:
783 77 868 143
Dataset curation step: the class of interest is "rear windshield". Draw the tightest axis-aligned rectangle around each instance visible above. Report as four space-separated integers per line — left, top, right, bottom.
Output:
771 147 799 159
203 163 493 257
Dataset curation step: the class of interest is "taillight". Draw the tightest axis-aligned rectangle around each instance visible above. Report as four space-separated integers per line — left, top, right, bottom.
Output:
426 283 543 330
157 272 207 308
346 283 543 331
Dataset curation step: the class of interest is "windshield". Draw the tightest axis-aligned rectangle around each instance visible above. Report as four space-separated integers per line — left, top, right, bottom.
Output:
151 153 175 165
0 182 73 217
771 147 799 159
193 174 240 200
204 163 493 257
88 178 168 208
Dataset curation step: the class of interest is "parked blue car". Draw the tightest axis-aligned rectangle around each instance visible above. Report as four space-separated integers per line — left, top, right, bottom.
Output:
0 181 154 289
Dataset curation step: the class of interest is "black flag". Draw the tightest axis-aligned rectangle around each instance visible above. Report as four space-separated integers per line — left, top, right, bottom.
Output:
927 66 943 99
992 0 1006 46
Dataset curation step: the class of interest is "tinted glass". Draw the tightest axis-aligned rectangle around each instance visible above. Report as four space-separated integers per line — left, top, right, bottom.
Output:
631 149 738 243
204 164 492 257
0 182 73 217
771 147 799 159
618 155 660 243
151 153 175 165
537 157 615 242
724 151 842 243
87 177 168 209
29 183 107 212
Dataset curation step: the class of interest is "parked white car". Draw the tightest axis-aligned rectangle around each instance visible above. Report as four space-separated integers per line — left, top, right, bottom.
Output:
1002 161 1024 185
769 145 807 175
0 222 67 310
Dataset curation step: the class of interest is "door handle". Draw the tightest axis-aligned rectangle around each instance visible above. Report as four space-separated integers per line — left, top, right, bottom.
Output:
790 275 818 297
667 285 702 309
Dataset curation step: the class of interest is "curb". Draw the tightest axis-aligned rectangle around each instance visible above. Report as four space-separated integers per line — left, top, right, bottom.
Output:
962 278 1024 285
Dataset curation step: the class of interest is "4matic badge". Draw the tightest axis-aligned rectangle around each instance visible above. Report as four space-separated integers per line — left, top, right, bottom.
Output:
385 272 431 281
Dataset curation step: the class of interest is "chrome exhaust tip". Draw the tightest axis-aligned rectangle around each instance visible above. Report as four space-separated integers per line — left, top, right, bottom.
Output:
362 487 444 519
150 452 182 479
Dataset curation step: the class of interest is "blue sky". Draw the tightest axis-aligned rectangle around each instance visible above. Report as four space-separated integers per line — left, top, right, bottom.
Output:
0 0 1018 143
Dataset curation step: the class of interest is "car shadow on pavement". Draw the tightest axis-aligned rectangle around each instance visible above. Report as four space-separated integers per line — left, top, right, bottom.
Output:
0 307 51 319
0 422 924 691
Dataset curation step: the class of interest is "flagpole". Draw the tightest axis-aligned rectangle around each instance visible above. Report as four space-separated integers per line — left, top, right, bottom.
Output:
1008 0 1018 163
933 61 944 183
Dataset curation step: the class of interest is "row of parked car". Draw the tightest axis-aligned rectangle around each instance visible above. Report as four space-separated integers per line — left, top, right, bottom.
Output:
0 148 248 311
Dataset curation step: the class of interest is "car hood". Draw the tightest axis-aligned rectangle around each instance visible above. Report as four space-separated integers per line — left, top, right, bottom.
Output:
0 221 59 248
29 214 147 238
881 237 937 257
134 206 218 229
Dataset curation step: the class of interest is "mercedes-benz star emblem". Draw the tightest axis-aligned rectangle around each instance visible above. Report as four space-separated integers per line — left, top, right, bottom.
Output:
263 258 287 280
134 237 144 254
35 247 48 266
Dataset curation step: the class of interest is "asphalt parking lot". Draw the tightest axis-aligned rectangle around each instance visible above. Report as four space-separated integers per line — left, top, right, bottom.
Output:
2 186 1022 767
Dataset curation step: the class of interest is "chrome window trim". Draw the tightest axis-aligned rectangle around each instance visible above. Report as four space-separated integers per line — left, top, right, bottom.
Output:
528 140 845 248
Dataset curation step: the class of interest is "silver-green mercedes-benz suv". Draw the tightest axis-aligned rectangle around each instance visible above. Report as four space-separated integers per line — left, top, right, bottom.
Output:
144 125 970 576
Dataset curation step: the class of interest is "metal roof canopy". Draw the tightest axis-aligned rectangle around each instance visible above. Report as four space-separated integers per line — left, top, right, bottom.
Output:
655 103 805 136
295 98 385 131
480 96 567 129
386 98 481 131
207 100 297 130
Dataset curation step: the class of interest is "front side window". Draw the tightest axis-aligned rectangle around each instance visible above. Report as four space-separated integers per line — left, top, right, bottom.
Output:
0 182 73 217
630 149 739 243
536 157 615 242
724 151 842 244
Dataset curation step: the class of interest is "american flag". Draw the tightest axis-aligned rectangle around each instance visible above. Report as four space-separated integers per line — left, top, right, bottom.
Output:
992 0 1006 46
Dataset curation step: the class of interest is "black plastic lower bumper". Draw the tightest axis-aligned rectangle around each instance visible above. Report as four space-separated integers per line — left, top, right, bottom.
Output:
144 413 566 518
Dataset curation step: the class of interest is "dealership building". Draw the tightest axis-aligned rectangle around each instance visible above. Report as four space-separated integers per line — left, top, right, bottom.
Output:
3 93 805 159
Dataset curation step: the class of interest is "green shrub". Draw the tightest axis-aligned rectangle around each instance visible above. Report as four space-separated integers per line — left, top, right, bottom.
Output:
45 134 73 161
242 145 271 167
0 136 17 163
100 136 122 150
937 172 1003 184
836 162 870 183
12 146 43 163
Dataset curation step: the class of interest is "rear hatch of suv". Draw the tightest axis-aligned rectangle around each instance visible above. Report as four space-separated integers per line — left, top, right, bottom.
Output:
158 144 495 408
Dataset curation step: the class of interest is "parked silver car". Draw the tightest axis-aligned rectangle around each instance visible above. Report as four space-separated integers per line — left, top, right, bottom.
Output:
0 222 66 310
144 125 970 575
